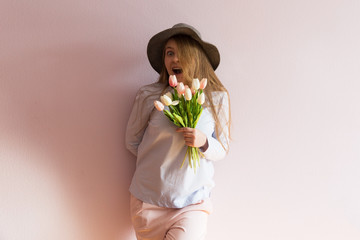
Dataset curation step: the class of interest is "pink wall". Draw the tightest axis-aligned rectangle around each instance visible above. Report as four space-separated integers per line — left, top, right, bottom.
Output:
1 0 359 239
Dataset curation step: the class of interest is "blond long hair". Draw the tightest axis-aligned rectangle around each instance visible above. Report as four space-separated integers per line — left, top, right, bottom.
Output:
158 35 231 152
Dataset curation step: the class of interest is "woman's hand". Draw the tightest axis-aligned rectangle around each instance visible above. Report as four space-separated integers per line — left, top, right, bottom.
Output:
176 128 208 151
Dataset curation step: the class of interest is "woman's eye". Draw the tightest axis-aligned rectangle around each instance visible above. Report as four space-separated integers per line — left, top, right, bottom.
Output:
166 51 174 56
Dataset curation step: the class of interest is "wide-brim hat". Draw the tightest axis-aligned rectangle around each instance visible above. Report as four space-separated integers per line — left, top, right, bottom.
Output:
147 23 220 73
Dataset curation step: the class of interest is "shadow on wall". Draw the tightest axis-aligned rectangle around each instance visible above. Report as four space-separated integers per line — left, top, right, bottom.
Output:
1 42 144 239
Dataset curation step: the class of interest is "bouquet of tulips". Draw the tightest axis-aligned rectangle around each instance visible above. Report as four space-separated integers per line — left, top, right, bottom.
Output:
154 75 207 171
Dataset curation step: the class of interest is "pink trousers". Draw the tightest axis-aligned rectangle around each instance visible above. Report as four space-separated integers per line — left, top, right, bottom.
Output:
130 194 213 240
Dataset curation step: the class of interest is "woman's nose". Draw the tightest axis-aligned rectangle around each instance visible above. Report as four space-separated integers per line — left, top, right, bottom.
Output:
172 54 179 62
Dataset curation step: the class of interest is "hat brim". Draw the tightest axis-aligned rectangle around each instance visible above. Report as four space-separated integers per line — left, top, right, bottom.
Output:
147 26 220 74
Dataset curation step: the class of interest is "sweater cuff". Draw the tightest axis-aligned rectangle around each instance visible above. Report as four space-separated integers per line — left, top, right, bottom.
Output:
200 135 226 161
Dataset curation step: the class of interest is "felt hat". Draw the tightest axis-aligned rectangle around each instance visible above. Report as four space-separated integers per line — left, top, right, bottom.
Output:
147 23 220 73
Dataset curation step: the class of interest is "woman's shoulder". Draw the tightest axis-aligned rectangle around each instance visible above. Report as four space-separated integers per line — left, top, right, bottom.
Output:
210 91 229 105
137 82 167 96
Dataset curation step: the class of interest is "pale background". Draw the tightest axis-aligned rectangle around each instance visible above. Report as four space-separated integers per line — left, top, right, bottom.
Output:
1 0 359 239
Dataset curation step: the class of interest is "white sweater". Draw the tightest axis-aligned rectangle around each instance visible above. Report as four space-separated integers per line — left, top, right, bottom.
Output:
126 82 229 208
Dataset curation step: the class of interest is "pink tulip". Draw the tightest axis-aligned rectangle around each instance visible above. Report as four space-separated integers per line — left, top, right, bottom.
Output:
185 88 192 101
169 75 178 87
192 78 200 91
200 78 207 89
154 100 164 111
176 82 185 95
165 92 173 100
160 95 172 106
197 92 205 104
185 84 195 95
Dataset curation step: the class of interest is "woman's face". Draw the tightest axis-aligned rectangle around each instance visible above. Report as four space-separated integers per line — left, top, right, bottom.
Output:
164 38 184 82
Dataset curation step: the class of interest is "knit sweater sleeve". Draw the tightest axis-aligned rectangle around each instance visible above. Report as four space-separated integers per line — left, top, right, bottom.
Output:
125 83 165 156
201 91 230 161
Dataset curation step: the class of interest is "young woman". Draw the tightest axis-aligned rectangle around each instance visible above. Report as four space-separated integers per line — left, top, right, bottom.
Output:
126 23 231 240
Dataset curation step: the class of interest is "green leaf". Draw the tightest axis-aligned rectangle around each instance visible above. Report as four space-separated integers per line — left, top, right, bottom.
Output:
187 111 193 128
164 109 174 118
193 108 203 127
164 110 181 127
169 105 180 116
173 113 185 127
183 112 188 126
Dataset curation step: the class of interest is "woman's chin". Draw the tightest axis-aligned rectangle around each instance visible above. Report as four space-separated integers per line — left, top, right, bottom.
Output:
175 73 184 82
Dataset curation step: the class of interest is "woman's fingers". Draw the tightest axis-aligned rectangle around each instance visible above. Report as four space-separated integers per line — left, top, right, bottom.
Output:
176 128 207 148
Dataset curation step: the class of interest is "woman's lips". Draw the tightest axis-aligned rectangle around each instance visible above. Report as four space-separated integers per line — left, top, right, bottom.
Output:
172 68 182 74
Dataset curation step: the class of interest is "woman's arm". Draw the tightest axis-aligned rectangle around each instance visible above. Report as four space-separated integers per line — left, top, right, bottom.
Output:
125 84 161 156
177 91 230 161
